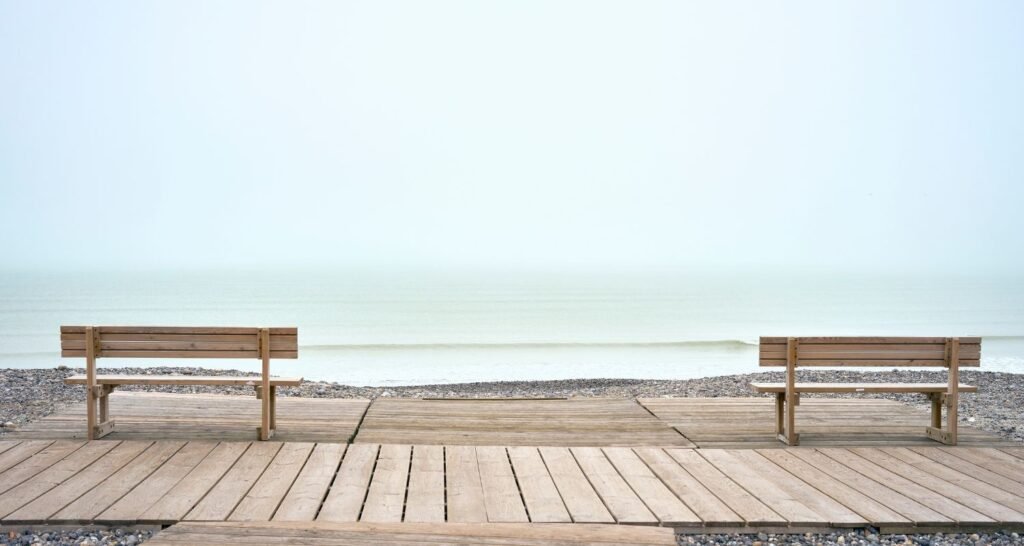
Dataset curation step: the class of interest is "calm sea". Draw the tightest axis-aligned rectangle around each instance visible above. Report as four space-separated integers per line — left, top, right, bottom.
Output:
1 269 1022 386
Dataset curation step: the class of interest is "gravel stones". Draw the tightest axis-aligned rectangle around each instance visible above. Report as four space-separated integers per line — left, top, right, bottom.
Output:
676 530 1024 545
0 528 152 545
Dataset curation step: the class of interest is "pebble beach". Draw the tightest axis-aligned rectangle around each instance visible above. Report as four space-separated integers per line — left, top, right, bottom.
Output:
1 368 1022 545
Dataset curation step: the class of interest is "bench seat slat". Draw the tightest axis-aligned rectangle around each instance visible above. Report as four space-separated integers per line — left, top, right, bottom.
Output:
751 382 978 394
64 374 303 387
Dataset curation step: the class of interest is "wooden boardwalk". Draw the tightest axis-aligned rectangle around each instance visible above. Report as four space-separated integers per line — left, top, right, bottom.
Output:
2 440 1024 532
355 398 693 447
639 398 1017 449
8 393 369 443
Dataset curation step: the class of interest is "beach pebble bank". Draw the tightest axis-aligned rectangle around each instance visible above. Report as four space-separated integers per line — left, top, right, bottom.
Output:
0 528 152 545
676 530 1024 545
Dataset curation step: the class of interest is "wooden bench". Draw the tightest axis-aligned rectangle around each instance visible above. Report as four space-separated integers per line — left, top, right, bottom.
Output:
60 326 301 440
751 336 980 446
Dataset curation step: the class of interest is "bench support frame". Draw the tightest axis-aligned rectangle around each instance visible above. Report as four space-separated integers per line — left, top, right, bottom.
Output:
777 337 800 445
775 336 963 447
79 326 282 441
924 337 960 445
84 327 117 440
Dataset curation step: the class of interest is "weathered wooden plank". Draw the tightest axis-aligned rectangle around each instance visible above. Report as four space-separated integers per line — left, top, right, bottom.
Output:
403 444 445 523
507 447 571 523
758 449 909 525
851 448 1024 522
317 443 379 522
570 447 656 524
477 446 528 522
910 447 1024 496
938 448 1024 483
634 448 739 525
0 441 118 519
230 442 314 521
700 449 825 525
4 441 152 522
0 438 58 477
446 445 487 523
135 442 250 523
603 447 699 526
360 444 411 523
185 442 282 521
537 447 612 523
274 443 346 521
881 448 1024 513
786 448 951 524
145 521 678 546
0 442 20 456
817 448 993 524
100 442 220 522
665 448 781 525
731 450 866 526
53 441 186 522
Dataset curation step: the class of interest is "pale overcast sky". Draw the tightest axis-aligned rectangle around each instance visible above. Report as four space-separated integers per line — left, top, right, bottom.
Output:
1 1 1022 273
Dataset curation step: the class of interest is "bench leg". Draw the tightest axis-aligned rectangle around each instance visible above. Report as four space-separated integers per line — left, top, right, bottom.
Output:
258 328 273 441
254 385 276 441
775 393 785 435
270 385 277 430
92 385 116 440
925 392 957 445
99 385 110 423
778 393 799 446
779 338 800 446
930 392 942 429
925 339 961 446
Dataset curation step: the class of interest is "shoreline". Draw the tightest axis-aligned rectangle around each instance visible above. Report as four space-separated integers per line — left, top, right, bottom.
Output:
2 367 1022 443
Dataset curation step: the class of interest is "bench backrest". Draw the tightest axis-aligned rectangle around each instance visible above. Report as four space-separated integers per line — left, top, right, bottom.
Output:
759 336 980 367
60 326 298 359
